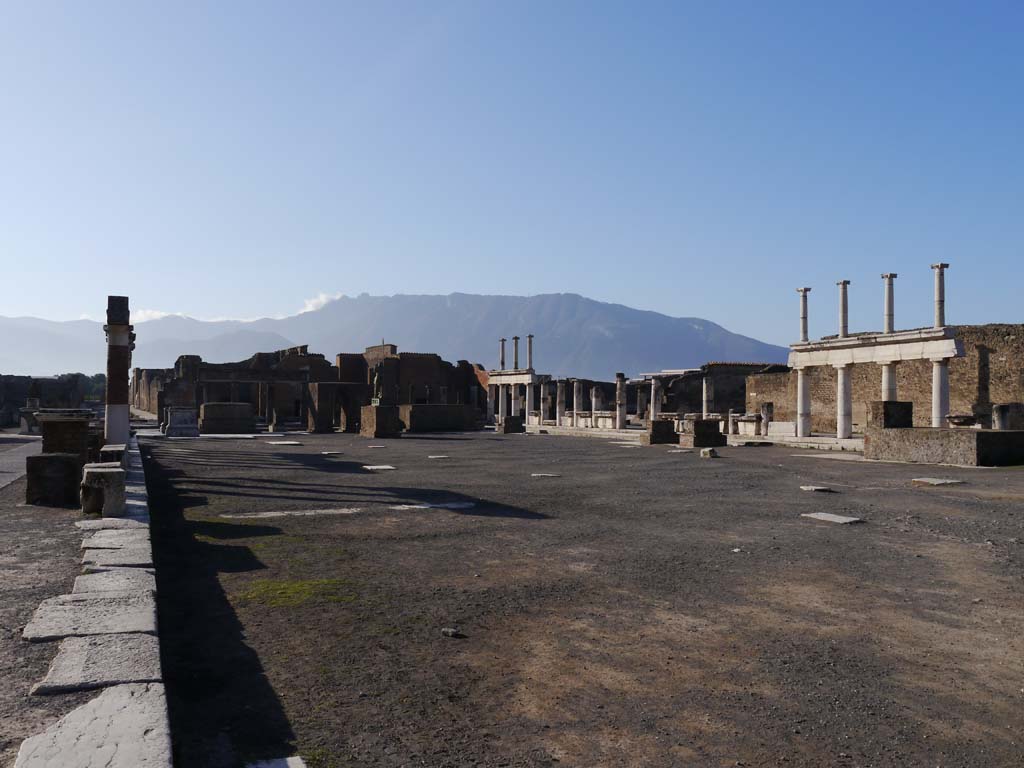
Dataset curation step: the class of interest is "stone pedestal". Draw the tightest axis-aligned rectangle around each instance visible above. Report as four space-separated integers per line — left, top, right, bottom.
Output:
38 414 91 465
868 401 913 429
164 407 200 437
498 415 525 434
26 453 82 507
360 405 402 438
81 465 127 517
678 419 727 448
199 402 255 434
640 420 678 446
992 403 1024 431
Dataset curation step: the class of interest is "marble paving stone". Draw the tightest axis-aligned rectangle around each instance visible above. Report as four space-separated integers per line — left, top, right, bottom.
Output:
362 465 396 471
221 508 362 519
267 441 302 446
247 758 308 768
82 546 153 568
801 512 863 524
530 473 561 478
73 568 156 595
81 529 150 549
31 633 161 694
320 451 342 455
23 591 157 641
75 518 148 531
912 477 965 487
667 449 692 454
390 502 476 511
427 455 450 459
800 485 836 493
15 683 171 767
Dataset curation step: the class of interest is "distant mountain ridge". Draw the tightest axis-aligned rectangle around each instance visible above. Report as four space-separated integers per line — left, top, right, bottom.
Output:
0 293 787 379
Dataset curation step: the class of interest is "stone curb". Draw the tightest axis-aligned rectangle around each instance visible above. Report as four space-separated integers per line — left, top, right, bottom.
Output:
15 435 173 768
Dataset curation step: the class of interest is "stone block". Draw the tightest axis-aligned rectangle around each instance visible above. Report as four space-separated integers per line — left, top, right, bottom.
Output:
38 414 91 464
26 453 82 507
199 402 255 434
360 405 402 439
99 444 126 466
868 401 914 429
22 591 157 641
398 404 481 432
31 633 161 694
639 420 678 445
73 568 156 594
164 407 199 437
498 415 525 434
679 419 727 448
14 682 171 767
992 403 1024 430
864 426 1024 467
81 465 126 517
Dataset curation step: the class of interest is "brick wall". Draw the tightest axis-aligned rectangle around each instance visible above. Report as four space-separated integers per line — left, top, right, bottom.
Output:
746 324 1024 433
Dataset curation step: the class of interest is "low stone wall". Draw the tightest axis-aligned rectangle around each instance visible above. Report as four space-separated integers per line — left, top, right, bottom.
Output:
398 404 480 432
198 402 255 434
864 427 1024 466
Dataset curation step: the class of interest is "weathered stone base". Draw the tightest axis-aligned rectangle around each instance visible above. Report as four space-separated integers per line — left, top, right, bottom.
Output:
865 426 1024 466
398 404 481 432
678 421 727 448
26 453 82 507
31 634 161 694
360 405 402 439
639 420 678 445
498 416 525 434
199 402 256 434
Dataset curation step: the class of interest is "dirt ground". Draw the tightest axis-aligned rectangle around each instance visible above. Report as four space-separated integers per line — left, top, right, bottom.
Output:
142 431 1024 768
0 477 92 766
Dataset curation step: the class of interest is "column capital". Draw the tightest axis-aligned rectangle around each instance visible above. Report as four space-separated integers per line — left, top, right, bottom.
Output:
832 362 851 370
881 273 898 279
796 286 812 294
931 262 950 270
836 279 851 287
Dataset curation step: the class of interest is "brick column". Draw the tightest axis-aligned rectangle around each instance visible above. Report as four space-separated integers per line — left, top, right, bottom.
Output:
104 296 134 445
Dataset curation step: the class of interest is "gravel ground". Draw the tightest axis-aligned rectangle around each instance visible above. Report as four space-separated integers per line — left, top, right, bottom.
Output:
142 431 1024 768
0 477 93 766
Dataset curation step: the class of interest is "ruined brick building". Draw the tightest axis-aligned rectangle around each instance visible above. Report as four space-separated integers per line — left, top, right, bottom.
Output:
131 343 487 432
0 375 87 428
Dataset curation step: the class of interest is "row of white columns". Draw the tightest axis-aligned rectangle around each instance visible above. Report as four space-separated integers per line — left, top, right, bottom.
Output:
795 264 953 438
497 335 535 371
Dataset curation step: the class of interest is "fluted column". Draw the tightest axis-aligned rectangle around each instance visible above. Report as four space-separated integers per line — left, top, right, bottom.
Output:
881 273 897 334
881 363 897 401
525 382 535 424
512 336 520 370
556 381 566 426
932 359 949 427
797 287 811 343
497 384 507 423
614 373 626 430
573 380 583 427
835 364 852 439
702 376 712 418
932 263 949 327
510 384 520 417
837 280 850 338
796 368 811 438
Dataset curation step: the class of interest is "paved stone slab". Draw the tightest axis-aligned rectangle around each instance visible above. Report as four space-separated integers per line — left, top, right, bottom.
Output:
267 441 302 446
81 529 150 549
667 449 693 454
23 591 157 641
362 465 396 471
427 455 450 459
73 568 156 594
801 512 863 525
800 485 836 493
531 473 561 478
320 451 342 455
390 502 476 511
75 518 149 531
247 758 308 768
82 546 153 568
367 445 387 449
221 508 363 519
15 683 171 767
700 448 720 459
912 477 966 487
31 633 161 694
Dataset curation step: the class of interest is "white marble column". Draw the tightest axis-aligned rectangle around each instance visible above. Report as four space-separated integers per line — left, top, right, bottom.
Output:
650 379 662 421
486 384 496 424
527 334 534 370
796 367 811 438
797 287 811 343
881 363 897 401
498 384 507 423
525 382 535 425
510 384 520 417
835 364 852 439
882 273 897 334
837 280 850 338
556 381 566 426
499 338 506 370
614 374 626 430
591 386 601 427
701 376 712 418
932 263 949 327
932 359 949 427
512 336 520 370
573 380 583 427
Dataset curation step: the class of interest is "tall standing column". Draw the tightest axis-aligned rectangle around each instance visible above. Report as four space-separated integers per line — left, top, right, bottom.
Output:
497 384 507 423
837 280 850 338
797 287 811 343
591 385 601 427
527 334 534 370
512 336 520 370
556 381 566 426
526 382 535 424
104 296 134 445
931 359 950 427
510 384 520 417
881 273 897 334
614 373 626 430
701 376 713 418
573 380 583 427
637 388 648 423
881 363 897 401
931 263 949 327
499 338 506 370
796 368 811 437
486 384 496 425
650 379 662 422
835 364 852 439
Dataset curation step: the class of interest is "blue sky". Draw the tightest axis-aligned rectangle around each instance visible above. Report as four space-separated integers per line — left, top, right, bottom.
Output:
0 1 1020 345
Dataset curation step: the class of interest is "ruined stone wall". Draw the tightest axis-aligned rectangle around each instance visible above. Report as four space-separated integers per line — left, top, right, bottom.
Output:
746 324 1024 433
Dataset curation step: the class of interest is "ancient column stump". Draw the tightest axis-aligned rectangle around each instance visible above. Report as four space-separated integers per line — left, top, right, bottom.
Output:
360 405 402 439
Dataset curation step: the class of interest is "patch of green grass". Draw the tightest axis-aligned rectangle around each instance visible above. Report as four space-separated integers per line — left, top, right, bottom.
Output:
237 578 358 607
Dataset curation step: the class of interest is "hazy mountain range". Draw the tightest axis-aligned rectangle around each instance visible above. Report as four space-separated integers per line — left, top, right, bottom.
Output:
0 293 787 379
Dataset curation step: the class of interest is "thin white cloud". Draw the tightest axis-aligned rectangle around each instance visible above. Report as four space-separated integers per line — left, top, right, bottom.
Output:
134 309 178 323
300 292 343 314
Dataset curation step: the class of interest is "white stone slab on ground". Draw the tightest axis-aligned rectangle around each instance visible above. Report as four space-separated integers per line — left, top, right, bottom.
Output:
247 758 308 768
427 455 449 459
15 683 171 767
667 449 692 454
320 451 342 455
73 569 156 595
801 512 863 524
221 508 363 519
31 633 162 694
75 518 149 531
23 591 157 641
82 545 153 568
912 477 965 487
362 465 396 471
267 441 302 446
531 473 561 478
800 485 836 493
390 502 476 511
81 529 151 549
